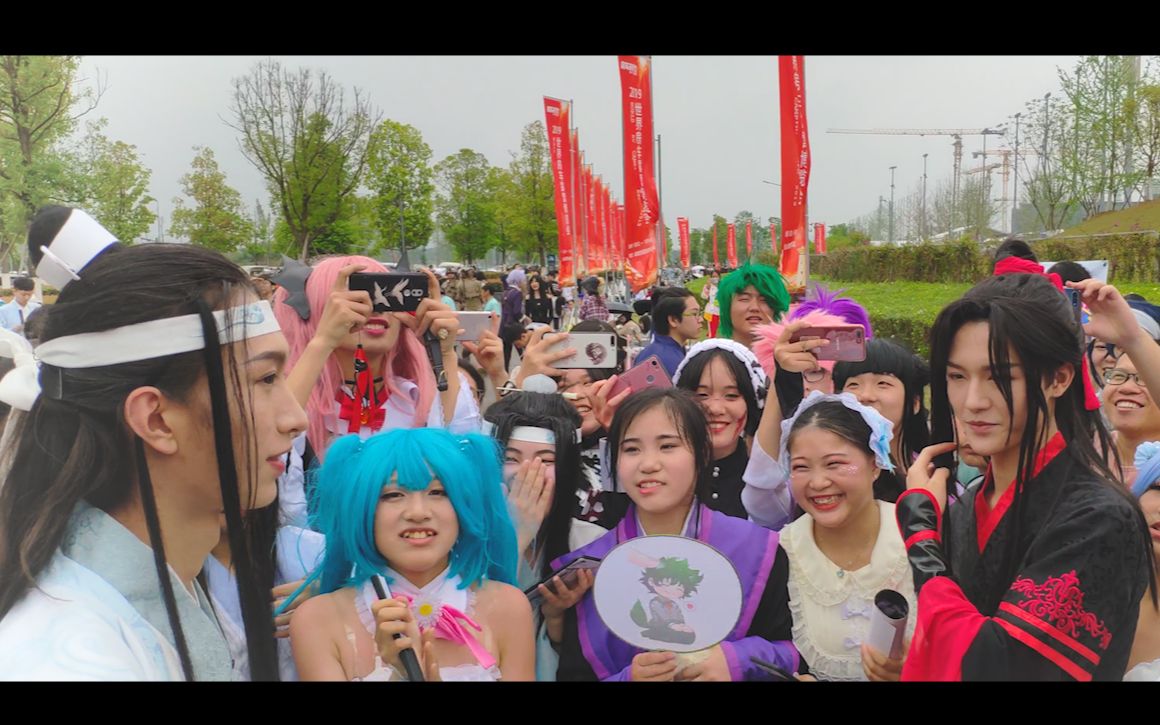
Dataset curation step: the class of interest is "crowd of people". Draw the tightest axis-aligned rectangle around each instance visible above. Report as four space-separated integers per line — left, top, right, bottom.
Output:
0 205 1157 683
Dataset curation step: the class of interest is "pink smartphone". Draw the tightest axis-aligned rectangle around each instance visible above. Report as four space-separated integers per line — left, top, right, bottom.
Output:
789 324 867 362
609 355 672 399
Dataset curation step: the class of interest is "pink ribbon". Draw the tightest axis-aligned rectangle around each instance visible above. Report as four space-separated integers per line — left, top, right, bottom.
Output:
396 592 498 671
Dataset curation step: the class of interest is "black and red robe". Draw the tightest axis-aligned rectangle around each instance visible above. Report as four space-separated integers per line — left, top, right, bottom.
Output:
897 433 1150 680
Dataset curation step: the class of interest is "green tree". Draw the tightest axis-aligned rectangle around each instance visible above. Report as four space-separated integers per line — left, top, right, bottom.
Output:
490 165 518 265
434 149 496 264
0 55 101 262
169 146 251 252
228 59 378 261
73 120 154 244
365 119 434 257
501 121 556 265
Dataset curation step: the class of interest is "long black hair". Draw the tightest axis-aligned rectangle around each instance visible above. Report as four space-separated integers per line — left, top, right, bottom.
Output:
674 348 763 443
484 392 583 579
834 337 931 466
0 236 280 681
928 272 1155 604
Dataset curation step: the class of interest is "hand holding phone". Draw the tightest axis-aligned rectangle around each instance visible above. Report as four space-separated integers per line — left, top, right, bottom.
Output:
789 324 866 362
609 355 672 400
348 272 429 313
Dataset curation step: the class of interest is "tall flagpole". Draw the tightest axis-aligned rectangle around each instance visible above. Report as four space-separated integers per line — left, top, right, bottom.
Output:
650 57 664 276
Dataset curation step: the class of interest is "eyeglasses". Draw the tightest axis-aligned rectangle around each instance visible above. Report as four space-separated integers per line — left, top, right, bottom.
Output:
682 309 703 318
803 368 827 383
1104 369 1147 387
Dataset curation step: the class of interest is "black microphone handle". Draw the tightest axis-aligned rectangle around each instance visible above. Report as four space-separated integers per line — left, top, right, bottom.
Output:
424 330 449 392
370 576 426 682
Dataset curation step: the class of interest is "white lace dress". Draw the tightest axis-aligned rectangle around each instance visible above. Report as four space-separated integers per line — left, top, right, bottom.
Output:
780 501 917 681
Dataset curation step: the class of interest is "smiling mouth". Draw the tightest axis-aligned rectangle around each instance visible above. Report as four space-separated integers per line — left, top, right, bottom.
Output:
400 529 436 540
809 494 844 507
638 480 664 492
1114 400 1145 410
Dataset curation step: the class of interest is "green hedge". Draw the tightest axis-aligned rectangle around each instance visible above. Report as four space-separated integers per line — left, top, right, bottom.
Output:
810 232 1160 284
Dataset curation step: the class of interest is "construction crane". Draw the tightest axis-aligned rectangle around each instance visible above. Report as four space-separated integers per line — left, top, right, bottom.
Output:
971 148 1039 233
827 127 1006 220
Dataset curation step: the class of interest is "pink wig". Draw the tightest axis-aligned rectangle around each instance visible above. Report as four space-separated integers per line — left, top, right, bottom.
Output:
273 255 436 460
752 310 849 381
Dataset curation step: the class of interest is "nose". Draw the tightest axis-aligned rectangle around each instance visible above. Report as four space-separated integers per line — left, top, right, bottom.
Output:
638 445 663 474
279 387 309 438
403 491 432 520
963 375 990 413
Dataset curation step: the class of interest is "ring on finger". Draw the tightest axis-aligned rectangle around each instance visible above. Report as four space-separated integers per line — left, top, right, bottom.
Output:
438 328 449 341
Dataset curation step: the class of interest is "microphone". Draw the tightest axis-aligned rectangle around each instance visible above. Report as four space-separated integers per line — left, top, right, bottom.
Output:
371 575 426 681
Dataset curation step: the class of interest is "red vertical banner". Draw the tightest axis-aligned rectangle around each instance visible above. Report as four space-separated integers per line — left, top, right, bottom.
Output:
745 221 753 258
571 129 583 277
726 223 738 268
712 224 719 267
616 202 627 272
601 180 612 274
585 164 601 272
543 98 574 285
814 223 827 254
618 55 660 293
779 55 811 289
677 217 690 269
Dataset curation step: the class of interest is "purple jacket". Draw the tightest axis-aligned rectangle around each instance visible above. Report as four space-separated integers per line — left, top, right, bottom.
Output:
502 286 524 328
554 502 799 681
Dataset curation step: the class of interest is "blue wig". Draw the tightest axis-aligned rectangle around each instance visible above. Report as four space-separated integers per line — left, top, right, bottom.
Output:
290 428 517 605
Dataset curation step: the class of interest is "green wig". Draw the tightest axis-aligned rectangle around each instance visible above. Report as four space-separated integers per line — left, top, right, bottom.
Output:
715 261 790 338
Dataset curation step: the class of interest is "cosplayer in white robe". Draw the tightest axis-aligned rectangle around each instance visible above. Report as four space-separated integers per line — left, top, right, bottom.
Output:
0 502 232 681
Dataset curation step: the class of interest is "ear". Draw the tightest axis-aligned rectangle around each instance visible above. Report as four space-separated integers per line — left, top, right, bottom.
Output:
912 395 921 416
123 386 180 456
1046 362 1076 401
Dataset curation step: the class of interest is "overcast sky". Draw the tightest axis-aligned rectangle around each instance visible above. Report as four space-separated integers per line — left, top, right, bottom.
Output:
78 55 1080 237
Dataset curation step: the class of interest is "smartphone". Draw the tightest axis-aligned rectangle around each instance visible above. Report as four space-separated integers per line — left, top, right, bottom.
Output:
789 324 866 362
348 272 429 313
546 331 618 369
1065 287 1086 323
610 355 672 399
524 556 602 608
455 310 499 342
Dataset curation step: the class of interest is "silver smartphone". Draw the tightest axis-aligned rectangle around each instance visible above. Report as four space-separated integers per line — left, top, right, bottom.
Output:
454 311 500 342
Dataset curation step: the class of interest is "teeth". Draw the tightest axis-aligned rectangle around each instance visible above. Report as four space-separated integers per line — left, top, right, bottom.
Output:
639 481 662 490
812 495 842 505
402 530 434 539
1116 401 1144 409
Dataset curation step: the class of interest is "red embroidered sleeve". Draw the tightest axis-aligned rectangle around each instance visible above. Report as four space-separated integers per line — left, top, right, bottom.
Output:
903 503 1143 681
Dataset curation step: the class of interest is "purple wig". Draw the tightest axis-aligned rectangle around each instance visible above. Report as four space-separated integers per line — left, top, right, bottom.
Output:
789 285 873 338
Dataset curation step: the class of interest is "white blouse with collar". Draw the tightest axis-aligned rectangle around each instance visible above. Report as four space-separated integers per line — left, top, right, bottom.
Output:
780 500 917 681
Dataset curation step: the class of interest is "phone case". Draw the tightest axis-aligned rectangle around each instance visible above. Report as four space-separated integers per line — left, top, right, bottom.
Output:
610 355 672 399
348 272 429 313
792 324 866 362
455 311 498 341
548 332 618 369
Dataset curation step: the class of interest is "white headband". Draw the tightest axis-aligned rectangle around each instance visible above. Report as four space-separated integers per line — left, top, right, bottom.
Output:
34 209 118 288
672 338 769 409
779 391 895 474
0 301 281 411
481 419 582 445
510 426 557 445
